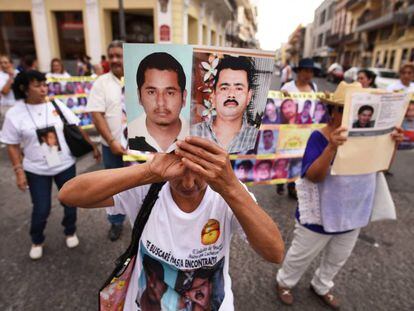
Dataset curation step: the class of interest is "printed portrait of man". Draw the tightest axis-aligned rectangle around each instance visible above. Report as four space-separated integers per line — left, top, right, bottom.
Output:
234 159 254 182
128 52 189 153
257 130 277 154
140 255 168 311
253 160 273 181
192 55 258 154
353 105 375 128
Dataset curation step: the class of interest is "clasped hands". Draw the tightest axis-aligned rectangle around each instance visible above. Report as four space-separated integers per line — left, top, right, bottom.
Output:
147 136 239 193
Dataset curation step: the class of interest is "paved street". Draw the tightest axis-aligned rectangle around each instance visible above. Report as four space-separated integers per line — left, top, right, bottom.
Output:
1 76 413 310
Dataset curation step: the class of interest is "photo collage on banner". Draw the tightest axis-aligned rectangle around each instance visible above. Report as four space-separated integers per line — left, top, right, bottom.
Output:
47 77 95 128
232 91 328 185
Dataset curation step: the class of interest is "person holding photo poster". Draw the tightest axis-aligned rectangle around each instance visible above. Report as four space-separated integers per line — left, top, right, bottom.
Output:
276 82 404 309
278 58 320 197
59 136 284 311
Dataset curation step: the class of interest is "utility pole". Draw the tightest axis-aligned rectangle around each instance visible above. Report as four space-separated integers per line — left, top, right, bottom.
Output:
118 0 126 41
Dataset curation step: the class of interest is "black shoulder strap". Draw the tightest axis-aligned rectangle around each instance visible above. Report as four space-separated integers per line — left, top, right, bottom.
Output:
51 100 69 125
100 181 166 290
309 82 316 92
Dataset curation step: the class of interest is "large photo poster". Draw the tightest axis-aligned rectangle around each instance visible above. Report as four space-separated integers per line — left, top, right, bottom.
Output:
124 44 193 154
47 77 95 128
332 91 410 175
191 46 275 154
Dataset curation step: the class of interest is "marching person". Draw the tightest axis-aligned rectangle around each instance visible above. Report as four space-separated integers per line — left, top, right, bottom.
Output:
275 82 404 309
387 63 414 93
59 136 284 311
46 58 71 79
0 54 19 125
278 58 320 198
0 70 100 260
86 40 127 241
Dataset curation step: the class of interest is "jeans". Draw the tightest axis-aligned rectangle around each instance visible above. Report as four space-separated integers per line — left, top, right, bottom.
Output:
102 145 125 225
26 164 77 245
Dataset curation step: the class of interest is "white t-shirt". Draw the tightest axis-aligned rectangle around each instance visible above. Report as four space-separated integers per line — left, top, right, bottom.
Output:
108 183 250 311
0 69 19 106
0 100 80 175
86 72 123 146
46 72 71 79
128 114 190 153
280 65 292 83
386 81 414 93
281 80 318 92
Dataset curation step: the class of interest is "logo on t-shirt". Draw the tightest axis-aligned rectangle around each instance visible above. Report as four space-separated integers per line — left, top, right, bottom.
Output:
201 219 220 245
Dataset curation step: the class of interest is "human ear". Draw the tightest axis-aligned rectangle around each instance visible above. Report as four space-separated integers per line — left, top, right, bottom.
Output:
182 90 187 107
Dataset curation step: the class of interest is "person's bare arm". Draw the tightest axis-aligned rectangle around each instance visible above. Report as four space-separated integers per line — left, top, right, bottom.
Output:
7 144 27 191
78 126 101 162
1 74 14 95
305 127 347 183
175 137 284 264
58 153 185 208
91 111 125 155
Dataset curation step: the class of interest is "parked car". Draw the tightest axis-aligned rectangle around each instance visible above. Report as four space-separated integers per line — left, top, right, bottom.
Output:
343 67 399 89
327 62 344 83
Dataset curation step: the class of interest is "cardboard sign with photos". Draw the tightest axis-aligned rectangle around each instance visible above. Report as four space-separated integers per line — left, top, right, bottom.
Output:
191 46 275 154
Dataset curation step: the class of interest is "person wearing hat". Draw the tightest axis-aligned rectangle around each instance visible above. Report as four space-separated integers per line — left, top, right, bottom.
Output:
275 82 404 309
281 58 319 94
277 58 319 197
387 62 414 93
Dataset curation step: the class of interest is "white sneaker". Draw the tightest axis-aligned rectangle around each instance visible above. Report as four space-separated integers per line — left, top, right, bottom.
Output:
29 245 43 260
66 234 79 248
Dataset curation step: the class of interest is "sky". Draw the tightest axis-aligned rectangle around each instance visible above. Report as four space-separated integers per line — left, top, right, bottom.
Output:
256 0 324 51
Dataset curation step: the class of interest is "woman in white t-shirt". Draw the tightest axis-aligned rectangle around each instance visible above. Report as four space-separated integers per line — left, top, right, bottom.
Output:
0 70 100 260
46 58 71 79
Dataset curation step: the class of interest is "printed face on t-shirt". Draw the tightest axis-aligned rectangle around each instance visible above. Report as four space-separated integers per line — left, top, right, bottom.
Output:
139 69 186 128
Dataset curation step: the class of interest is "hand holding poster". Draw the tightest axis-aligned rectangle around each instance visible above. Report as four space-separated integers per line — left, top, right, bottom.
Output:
332 86 410 175
399 99 414 150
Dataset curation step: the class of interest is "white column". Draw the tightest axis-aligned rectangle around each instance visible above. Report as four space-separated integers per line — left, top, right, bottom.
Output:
85 0 103 64
182 0 190 44
198 3 206 45
206 11 212 45
31 0 52 72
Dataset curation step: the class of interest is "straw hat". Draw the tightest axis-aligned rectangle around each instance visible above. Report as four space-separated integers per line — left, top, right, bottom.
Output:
321 81 363 106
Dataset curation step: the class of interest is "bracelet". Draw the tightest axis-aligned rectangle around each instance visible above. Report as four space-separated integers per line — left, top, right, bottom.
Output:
108 137 116 145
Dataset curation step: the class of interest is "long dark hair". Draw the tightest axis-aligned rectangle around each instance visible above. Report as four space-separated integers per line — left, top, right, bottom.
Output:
358 69 377 88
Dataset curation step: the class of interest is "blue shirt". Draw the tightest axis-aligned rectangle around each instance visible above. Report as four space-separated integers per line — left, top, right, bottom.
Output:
296 130 376 234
